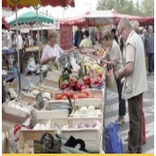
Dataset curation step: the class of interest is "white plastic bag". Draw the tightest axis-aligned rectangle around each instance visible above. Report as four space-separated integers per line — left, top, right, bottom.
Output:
70 53 80 71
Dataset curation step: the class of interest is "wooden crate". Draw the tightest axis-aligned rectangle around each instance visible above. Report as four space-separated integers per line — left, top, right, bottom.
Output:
2 133 10 153
20 92 36 102
18 129 56 150
42 78 59 89
45 99 74 111
31 86 54 99
2 105 30 133
36 110 68 128
74 98 103 111
46 71 62 81
61 128 102 153
68 116 102 128
37 84 60 93
73 90 104 111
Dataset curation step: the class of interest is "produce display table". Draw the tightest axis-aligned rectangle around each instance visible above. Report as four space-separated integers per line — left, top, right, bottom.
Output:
2 49 107 154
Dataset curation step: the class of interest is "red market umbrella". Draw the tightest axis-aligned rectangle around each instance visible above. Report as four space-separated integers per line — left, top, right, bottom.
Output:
2 0 75 10
145 16 154 26
2 0 75 96
2 17 10 30
112 11 146 26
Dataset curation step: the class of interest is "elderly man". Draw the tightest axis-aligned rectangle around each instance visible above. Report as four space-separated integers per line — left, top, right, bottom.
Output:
117 18 148 153
144 25 154 75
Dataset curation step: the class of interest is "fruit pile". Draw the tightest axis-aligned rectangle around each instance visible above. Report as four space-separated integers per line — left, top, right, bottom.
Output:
55 90 102 100
61 73 103 91
60 62 105 91
96 49 106 56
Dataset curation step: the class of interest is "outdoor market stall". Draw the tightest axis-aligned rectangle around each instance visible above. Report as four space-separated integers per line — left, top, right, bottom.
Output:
2 49 107 153
2 0 108 154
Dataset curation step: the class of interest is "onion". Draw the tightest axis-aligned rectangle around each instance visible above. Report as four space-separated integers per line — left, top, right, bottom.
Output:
92 120 102 128
84 123 90 128
80 106 88 114
77 123 85 129
87 111 95 117
88 105 95 112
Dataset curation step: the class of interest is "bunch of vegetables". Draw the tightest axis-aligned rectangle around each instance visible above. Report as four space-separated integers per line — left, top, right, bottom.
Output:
60 72 103 91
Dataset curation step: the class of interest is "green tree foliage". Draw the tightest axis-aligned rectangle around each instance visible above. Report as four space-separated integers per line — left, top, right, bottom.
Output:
96 0 154 16
141 0 154 16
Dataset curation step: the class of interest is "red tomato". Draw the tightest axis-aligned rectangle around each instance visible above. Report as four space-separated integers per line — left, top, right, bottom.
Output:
55 94 63 100
80 93 88 98
61 95 68 100
81 90 91 97
69 90 74 98
62 91 69 97
73 95 78 100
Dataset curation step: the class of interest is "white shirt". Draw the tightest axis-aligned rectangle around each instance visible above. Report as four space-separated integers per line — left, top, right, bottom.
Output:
79 38 93 48
122 31 148 99
16 35 23 50
41 44 64 63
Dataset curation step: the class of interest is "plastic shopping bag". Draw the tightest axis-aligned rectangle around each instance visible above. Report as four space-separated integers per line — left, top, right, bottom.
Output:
105 64 115 88
104 121 123 153
70 53 80 71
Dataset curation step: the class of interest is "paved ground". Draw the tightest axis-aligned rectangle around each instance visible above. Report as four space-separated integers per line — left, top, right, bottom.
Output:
19 73 154 154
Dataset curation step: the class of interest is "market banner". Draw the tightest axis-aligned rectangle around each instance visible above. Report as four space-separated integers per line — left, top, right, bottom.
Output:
60 24 73 50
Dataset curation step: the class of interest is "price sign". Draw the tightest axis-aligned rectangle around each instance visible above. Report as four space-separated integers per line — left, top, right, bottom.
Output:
30 110 38 128
8 132 18 153
36 93 45 110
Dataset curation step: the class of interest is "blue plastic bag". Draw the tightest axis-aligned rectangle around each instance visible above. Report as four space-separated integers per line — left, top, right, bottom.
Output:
104 121 123 153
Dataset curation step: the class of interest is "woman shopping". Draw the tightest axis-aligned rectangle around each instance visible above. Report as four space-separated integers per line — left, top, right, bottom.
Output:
100 29 126 125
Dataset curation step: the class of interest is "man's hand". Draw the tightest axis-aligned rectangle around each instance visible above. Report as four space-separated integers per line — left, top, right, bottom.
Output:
116 69 124 80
